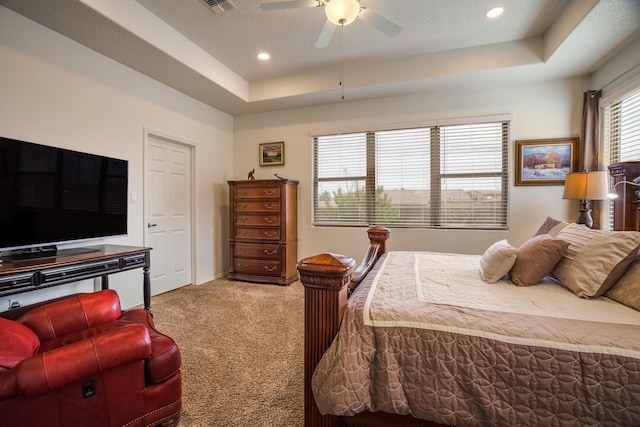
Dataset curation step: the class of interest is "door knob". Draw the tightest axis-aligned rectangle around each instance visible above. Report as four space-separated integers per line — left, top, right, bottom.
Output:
147 223 158 228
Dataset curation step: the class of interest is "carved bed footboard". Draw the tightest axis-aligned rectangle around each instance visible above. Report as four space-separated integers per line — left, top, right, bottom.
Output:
297 226 389 427
297 226 445 427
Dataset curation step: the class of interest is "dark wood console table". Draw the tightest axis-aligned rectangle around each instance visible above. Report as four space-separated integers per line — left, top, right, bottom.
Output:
0 245 152 312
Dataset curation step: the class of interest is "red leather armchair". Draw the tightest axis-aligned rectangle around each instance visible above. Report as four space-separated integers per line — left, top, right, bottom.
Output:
0 290 181 427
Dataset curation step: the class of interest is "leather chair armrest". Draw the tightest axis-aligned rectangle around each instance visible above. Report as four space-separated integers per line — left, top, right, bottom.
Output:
13 324 151 398
17 290 122 341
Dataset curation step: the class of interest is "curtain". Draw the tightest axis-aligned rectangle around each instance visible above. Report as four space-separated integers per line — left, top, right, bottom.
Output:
581 90 601 170
581 90 602 227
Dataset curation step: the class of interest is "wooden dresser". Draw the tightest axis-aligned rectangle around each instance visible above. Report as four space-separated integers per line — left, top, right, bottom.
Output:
608 161 640 231
228 179 298 285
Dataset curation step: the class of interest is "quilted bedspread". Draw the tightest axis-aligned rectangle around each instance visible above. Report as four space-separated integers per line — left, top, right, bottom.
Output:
311 251 640 426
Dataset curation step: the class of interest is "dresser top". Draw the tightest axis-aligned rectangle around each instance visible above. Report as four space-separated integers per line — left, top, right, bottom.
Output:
228 178 299 185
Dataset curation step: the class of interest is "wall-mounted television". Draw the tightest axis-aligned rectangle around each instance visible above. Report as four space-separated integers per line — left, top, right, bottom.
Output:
0 136 128 259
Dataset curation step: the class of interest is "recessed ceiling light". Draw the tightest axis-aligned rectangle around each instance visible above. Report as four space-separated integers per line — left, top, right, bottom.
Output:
257 52 271 61
485 6 504 18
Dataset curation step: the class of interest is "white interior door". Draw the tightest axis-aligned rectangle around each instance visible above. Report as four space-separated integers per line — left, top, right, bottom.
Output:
145 133 193 295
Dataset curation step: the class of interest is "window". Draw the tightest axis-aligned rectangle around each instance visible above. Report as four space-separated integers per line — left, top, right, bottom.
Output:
313 118 510 229
605 89 640 163
603 86 640 229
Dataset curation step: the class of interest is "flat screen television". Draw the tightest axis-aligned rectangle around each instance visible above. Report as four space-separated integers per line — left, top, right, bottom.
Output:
0 136 128 259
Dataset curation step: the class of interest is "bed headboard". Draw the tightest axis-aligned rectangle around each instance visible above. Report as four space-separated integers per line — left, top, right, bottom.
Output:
608 161 640 231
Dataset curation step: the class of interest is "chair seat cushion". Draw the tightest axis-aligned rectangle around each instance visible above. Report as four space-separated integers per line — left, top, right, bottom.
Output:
0 318 40 370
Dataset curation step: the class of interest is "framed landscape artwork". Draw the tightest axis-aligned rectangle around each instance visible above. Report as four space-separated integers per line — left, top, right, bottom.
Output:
515 137 579 186
259 141 284 166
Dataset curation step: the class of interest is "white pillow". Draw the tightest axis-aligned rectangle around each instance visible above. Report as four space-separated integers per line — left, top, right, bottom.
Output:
479 239 517 283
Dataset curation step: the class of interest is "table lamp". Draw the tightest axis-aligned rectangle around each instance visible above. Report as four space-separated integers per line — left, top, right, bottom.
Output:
562 170 610 228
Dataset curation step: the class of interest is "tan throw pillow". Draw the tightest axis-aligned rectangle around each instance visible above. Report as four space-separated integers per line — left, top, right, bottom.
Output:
605 258 640 311
510 234 570 287
552 223 640 298
479 240 518 283
533 217 569 237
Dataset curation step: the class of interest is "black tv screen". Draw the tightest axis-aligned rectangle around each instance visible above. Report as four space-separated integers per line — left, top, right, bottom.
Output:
0 136 128 254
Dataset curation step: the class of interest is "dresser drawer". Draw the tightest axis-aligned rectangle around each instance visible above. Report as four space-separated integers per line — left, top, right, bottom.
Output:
234 186 280 199
235 243 280 259
234 259 281 276
235 214 280 227
235 200 280 212
235 227 281 240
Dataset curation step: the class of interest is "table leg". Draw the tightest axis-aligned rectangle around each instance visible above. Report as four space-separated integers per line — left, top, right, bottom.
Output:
143 252 152 315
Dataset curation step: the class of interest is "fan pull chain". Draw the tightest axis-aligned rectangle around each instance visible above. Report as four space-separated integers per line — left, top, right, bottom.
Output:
340 23 344 100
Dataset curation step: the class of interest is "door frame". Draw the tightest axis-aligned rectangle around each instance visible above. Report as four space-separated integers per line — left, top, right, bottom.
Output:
143 127 197 286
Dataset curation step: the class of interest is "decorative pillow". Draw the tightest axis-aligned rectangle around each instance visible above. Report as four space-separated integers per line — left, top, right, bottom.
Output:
605 258 640 311
510 234 570 287
479 239 518 283
533 216 569 237
552 223 640 298
0 317 40 370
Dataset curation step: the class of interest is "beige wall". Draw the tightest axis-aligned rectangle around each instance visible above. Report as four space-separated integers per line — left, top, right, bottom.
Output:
1 5 638 311
0 7 234 309
235 32 640 264
234 78 585 263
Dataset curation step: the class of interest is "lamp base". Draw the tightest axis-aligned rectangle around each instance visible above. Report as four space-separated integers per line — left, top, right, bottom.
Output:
575 200 593 228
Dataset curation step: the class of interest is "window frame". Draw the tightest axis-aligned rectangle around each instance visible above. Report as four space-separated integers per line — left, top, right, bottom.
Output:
312 117 510 230
602 83 640 230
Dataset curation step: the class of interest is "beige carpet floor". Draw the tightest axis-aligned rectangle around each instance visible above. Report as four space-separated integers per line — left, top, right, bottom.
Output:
149 278 305 426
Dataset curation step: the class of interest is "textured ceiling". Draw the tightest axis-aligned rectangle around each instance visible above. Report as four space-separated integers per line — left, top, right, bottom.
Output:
2 0 639 116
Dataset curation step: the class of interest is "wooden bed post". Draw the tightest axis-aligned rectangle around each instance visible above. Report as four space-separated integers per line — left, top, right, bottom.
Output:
298 252 355 427
297 226 390 427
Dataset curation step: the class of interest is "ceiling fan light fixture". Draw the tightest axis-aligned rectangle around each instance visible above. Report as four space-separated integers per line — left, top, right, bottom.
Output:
325 0 359 26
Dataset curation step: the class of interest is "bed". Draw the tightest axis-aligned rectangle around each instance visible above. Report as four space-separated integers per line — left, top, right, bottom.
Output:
298 170 640 427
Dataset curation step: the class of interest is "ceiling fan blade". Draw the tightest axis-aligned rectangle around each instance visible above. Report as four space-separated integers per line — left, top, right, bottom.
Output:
358 8 402 37
260 0 318 11
315 19 336 48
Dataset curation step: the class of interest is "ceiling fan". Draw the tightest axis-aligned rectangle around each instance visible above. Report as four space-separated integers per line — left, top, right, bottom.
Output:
260 0 402 48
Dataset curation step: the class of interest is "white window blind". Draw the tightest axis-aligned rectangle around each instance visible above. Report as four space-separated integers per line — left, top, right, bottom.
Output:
605 90 640 162
313 119 509 229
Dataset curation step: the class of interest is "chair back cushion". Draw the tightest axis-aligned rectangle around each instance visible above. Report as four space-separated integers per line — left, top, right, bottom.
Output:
18 290 121 341
0 318 40 370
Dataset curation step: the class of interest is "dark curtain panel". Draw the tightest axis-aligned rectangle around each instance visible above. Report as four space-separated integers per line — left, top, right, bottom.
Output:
581 90 602 228
581 90 601 171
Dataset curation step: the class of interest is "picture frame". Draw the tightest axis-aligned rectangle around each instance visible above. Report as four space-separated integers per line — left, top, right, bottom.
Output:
515 137 579 186
259 141 284 166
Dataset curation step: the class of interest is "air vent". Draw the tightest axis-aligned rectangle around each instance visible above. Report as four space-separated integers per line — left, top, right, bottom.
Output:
200 0 237 14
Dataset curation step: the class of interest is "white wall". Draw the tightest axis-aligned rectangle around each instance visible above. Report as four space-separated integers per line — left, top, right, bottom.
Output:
234 78 585 263
0 7 234 310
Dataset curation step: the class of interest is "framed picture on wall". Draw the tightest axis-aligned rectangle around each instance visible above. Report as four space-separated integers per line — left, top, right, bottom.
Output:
515 137 579 186
259 142 284 166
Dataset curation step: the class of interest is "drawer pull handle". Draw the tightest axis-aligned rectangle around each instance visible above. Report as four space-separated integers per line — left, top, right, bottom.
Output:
264 266 278 272
264 190 276 196
238 231 247 236
237 248 246 254
264 202 276 209
237 263 248 269
264 217 275 223
264 231 277 237
239 203 248 209
239 217 248 223
237 191 247 196
264 249 277 255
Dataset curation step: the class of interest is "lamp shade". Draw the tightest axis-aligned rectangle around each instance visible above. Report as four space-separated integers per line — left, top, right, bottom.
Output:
325 0 360 25
562 171 610 200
